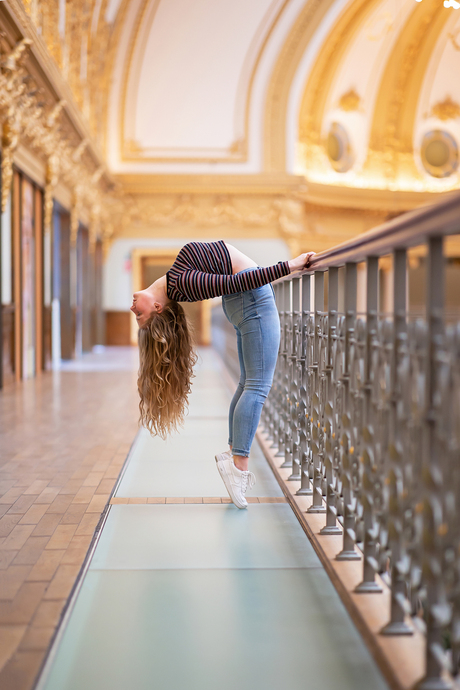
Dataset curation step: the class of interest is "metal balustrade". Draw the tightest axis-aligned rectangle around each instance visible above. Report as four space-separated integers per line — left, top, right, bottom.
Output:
260 191 460 690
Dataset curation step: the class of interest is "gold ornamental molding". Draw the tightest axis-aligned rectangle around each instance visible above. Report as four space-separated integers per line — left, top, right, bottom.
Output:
1 0 108 173
113 172 308 196
264 0 338 172
0 37 32 212
44 154 59 233
298 179 455 212
297 0 380 156
121 195 281 229
365 0 452 182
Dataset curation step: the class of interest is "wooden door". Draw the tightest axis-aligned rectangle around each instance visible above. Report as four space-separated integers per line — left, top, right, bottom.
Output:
1 185 15 386
55 207 73 360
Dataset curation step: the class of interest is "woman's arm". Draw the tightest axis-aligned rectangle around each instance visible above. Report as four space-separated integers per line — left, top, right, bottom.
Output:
176 261 290 301
170 245 316 302
224 243 315 275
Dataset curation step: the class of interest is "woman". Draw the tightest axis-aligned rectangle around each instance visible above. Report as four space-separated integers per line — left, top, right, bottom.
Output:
132 241 314 509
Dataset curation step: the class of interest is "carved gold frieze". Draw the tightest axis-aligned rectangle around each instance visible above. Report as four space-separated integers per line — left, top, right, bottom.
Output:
7 0 129 150
117 194 280 230
1 117 20 214
0 38 32 212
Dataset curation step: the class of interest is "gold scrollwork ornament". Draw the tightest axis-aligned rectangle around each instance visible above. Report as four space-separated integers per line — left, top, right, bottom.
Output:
1 116 20 213
44 155 60 233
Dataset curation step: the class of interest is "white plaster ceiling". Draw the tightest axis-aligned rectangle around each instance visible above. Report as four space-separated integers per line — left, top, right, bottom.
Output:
107 0 316 174
130 0 274 154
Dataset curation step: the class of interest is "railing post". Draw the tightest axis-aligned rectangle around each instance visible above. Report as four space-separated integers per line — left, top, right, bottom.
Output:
288 277 302 480
274 281 288 458
320 266 342 534
262 282 280 439
280 281 293 468
336 262 361 559
381 248 413 634
355 257 382 591
415 236 451 690
297 273 313 496
307 271 326 514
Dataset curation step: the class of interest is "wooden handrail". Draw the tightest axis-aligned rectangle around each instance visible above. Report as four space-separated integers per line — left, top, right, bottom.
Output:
298 190 460 272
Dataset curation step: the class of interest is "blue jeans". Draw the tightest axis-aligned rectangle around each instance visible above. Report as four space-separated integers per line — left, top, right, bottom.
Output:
222 269 280 457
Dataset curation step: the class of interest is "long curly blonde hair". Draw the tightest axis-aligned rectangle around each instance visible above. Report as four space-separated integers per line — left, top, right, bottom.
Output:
137 301 197 438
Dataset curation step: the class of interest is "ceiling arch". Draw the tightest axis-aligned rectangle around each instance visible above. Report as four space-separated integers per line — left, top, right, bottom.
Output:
291 0 460 193
29 0 460 196
106 0 310 174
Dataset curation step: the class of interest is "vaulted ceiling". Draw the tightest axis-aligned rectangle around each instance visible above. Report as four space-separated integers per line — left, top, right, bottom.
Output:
11 0 460 196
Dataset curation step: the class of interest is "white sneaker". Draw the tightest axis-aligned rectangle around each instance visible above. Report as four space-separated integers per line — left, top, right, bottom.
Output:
215 453 256 509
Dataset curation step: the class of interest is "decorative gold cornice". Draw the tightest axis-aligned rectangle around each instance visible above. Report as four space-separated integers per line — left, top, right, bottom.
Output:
113 172 308 196
296 179 455 212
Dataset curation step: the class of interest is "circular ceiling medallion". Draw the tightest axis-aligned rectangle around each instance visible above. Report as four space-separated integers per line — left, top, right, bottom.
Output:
326 122 354 172
421 130 458 178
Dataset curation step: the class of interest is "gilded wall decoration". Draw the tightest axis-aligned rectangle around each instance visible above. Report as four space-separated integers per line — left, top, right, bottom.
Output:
0 38 32 212
297 0 376 152
430 96 460 121
365 0 451 185
265 0 336 171
116 194 281 230
44 155 59 233
338 89 362 112
274 198 307 256
0 32 115 250
6 0 130 150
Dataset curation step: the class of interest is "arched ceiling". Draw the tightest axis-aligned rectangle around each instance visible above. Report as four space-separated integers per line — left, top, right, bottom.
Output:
106 0 307 174
24 0 460 196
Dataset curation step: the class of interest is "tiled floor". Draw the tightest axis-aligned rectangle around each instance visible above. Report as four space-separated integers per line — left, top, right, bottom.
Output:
0 347 140 690
33 348 389 690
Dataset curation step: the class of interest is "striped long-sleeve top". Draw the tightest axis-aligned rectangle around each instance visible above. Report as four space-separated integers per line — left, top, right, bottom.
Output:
166 241 290 303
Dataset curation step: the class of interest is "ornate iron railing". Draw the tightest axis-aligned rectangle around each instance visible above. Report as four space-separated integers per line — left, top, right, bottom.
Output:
261 191 460 690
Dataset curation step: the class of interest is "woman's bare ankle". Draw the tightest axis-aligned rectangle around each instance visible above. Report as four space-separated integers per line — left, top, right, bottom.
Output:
233 455 248 472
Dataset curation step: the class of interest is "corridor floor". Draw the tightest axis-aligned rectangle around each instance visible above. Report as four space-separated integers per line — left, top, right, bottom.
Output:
36 348 389 690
